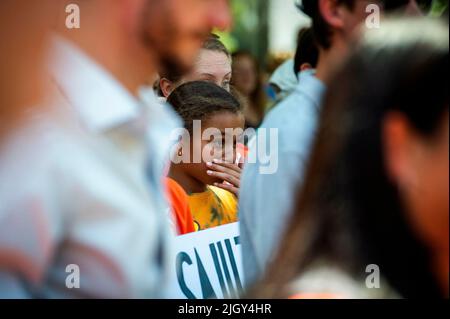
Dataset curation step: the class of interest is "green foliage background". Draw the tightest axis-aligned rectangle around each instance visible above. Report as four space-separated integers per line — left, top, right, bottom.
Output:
216 0 448 68
216 0 269 65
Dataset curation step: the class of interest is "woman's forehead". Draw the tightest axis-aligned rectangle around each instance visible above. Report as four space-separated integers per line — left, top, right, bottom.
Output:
195 50 231 69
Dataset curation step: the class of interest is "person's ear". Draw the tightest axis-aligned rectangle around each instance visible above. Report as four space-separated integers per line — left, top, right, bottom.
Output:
319 0 346 30
160 78 174 98
383 112 420 192
300 63 313 72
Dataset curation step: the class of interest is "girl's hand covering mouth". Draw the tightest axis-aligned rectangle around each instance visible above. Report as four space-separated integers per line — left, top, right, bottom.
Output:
206 158 242 197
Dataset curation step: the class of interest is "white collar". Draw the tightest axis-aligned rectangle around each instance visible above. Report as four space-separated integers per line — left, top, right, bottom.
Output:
49 35 141 132
269 59 298 93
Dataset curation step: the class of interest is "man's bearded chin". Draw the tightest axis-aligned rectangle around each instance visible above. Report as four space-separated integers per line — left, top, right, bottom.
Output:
158 52 194 80
140 28 196 80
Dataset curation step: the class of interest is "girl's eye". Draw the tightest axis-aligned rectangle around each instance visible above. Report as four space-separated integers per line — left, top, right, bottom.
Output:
222 81 230 90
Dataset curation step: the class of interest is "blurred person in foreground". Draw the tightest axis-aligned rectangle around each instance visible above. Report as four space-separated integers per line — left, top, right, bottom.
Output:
239 0 422 288
0 0 57 296
0 0 231 298
255 17 448 299
0 0 55 141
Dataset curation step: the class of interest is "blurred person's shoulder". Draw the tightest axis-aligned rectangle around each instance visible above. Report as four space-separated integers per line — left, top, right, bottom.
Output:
288 262 400 299
0 97 94 196
259 70 325 154
262 70 324 127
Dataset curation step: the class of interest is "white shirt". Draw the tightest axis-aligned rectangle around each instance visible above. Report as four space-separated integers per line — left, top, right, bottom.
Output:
0 36 180 298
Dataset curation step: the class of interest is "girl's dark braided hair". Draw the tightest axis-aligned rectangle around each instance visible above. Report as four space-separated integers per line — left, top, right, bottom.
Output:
167 81 243 132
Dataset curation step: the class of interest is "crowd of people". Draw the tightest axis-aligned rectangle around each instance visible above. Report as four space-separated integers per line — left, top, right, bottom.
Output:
0 0 448 299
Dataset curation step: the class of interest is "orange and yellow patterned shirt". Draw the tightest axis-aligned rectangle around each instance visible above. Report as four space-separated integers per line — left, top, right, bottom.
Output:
188 186 238 231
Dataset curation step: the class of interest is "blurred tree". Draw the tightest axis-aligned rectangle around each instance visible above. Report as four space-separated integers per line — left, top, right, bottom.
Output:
430 0 449 16
228 0 269 66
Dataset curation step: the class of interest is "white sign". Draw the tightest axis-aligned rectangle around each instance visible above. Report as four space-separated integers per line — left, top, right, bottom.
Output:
168 222 244 299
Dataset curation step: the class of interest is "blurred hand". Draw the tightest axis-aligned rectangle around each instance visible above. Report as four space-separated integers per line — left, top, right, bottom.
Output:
207 159 242 197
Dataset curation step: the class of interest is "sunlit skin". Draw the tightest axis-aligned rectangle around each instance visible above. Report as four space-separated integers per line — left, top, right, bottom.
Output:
315 0 421 83
160 49 232 97
314 0 382 83
384 110 449 296
169 111 245 197
0 0 56 139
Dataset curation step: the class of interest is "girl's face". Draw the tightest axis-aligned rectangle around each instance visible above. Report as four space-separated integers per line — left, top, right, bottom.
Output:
183 111 245 187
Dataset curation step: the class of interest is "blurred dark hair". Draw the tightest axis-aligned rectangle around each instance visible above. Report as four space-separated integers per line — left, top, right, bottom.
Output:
202 33 230 59
160 34 230 83
256 17 449 298
294 27 319 77
298 0 412 49
167 81 242 133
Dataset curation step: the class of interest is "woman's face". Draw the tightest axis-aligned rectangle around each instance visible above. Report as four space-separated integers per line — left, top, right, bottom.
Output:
161 49 232 97
410 112 449 248
232 55 257 96
183 111 245 186
183 49 232 92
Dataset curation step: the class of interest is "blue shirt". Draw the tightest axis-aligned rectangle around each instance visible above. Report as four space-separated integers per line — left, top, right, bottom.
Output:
239 70 326 286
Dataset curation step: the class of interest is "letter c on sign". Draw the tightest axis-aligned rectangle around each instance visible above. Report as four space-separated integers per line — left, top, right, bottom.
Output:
176 252 197 299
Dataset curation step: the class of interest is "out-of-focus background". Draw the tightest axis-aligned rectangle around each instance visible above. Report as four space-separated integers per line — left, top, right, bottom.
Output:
219 0 446 73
